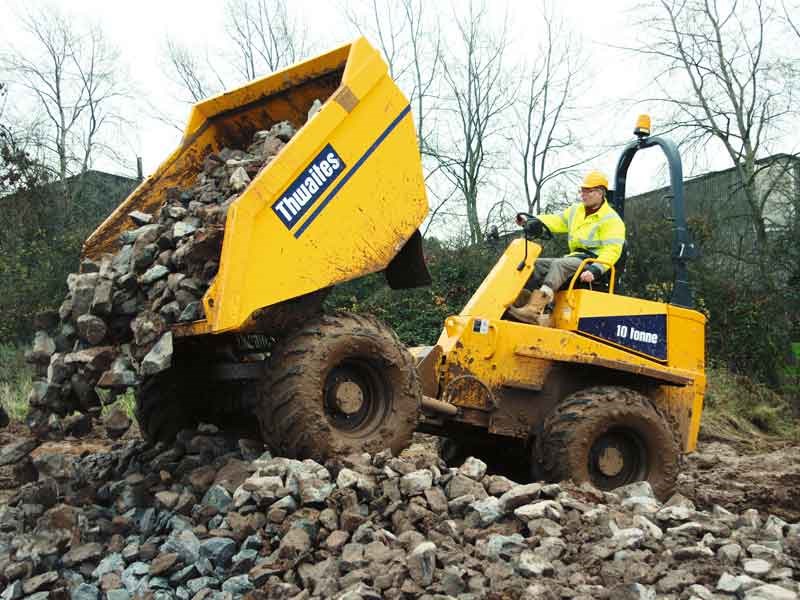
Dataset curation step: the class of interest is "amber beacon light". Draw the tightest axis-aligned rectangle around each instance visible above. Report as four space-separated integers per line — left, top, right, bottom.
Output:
634 114 651 137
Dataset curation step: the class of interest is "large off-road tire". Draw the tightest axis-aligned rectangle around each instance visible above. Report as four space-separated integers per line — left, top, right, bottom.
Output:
136 369 198 443
137 366 261 444
438 437 469 466
258 312 421 460
535 386 682 500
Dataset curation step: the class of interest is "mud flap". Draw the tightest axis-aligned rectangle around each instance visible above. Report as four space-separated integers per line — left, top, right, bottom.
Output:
385 229 432 289
413 345 442 397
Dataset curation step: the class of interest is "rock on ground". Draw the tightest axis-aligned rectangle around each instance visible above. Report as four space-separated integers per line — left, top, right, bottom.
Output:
0 428 797 600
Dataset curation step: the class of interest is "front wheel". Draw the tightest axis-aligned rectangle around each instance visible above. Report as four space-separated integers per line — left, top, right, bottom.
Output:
257 312 421 460
535 386 681 500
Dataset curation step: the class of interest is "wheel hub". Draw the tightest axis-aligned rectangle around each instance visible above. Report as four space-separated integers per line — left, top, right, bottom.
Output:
333 381 365 415
323 362 383 433
597 446 625 477
588 428 647 490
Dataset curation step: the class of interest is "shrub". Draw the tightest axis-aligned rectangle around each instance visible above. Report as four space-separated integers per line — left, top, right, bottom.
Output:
326 238 507 346
702 363 799 443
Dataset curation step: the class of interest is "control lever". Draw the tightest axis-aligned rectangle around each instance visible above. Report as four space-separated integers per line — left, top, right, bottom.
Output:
516 212 534 271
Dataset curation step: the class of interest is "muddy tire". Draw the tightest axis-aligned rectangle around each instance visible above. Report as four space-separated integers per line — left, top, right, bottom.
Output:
439 438 469 467
535 386 681 500
136 369 198 443
258 312 421 460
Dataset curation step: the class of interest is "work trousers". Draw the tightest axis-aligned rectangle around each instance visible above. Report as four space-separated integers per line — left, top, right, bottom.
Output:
527 256 585 292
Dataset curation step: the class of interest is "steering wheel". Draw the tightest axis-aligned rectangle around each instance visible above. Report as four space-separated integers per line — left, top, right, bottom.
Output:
515 212 553 240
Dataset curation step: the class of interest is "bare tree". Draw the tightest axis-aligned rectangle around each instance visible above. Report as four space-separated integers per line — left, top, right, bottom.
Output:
631 0 796 251
0 6 129 211
343 0 445 233
161 0 309 123
155 38 230 135
344 0 406 78
224 0 309 80
343 0 442 152
398 0 442 154
0 83 9 150
625 0 800 386
431 1 514 245
163 38 225 103
515 7 590 214
784 0 800 38
0 82 28 193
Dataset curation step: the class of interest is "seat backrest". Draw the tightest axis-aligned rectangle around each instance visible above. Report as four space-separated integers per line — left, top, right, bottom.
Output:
560 243 627 294
597 243 627 292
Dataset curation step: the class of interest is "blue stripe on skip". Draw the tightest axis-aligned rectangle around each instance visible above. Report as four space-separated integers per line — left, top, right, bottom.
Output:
293 104 412 239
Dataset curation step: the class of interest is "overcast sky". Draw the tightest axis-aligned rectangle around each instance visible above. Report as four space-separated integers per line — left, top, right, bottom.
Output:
2 0 795 232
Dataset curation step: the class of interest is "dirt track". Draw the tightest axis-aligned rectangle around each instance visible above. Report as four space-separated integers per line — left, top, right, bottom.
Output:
678 439 800 522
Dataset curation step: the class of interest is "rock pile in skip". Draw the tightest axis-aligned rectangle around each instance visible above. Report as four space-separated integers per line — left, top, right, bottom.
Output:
1 429 798 600
22 104 324 430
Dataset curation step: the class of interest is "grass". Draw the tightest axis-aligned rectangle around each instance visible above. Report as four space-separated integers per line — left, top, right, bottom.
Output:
701 363 800 446
100 388 137 420
0 343 33 421
1 342 138 424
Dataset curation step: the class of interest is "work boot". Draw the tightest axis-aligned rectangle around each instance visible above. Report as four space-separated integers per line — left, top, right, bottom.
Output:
512 289 531 308
507 288 552 324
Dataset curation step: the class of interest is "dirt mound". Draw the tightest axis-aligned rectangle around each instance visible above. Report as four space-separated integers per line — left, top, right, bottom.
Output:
679 441 800 523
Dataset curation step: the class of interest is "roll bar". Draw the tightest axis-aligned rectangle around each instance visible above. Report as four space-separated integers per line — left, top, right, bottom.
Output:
612 133 697 308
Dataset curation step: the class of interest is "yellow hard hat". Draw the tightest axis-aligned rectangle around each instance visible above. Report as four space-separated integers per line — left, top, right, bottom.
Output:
581 170 609 189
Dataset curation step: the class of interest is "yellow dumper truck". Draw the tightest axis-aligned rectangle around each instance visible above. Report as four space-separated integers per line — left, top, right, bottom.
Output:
83 38 705 498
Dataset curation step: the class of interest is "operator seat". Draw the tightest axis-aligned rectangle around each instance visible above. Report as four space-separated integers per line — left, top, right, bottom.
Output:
559 243 627 294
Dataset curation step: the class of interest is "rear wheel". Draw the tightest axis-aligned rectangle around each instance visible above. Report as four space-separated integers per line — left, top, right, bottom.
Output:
535 386 681 500
136 353 261 444
438 437 469 467
136 368 198 443
257 312 421 460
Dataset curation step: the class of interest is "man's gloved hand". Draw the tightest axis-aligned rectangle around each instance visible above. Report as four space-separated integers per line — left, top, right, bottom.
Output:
516 215 544 237
581 264 604 282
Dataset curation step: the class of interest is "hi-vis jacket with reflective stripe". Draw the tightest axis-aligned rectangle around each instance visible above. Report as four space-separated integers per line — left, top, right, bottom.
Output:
537 200 625 274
